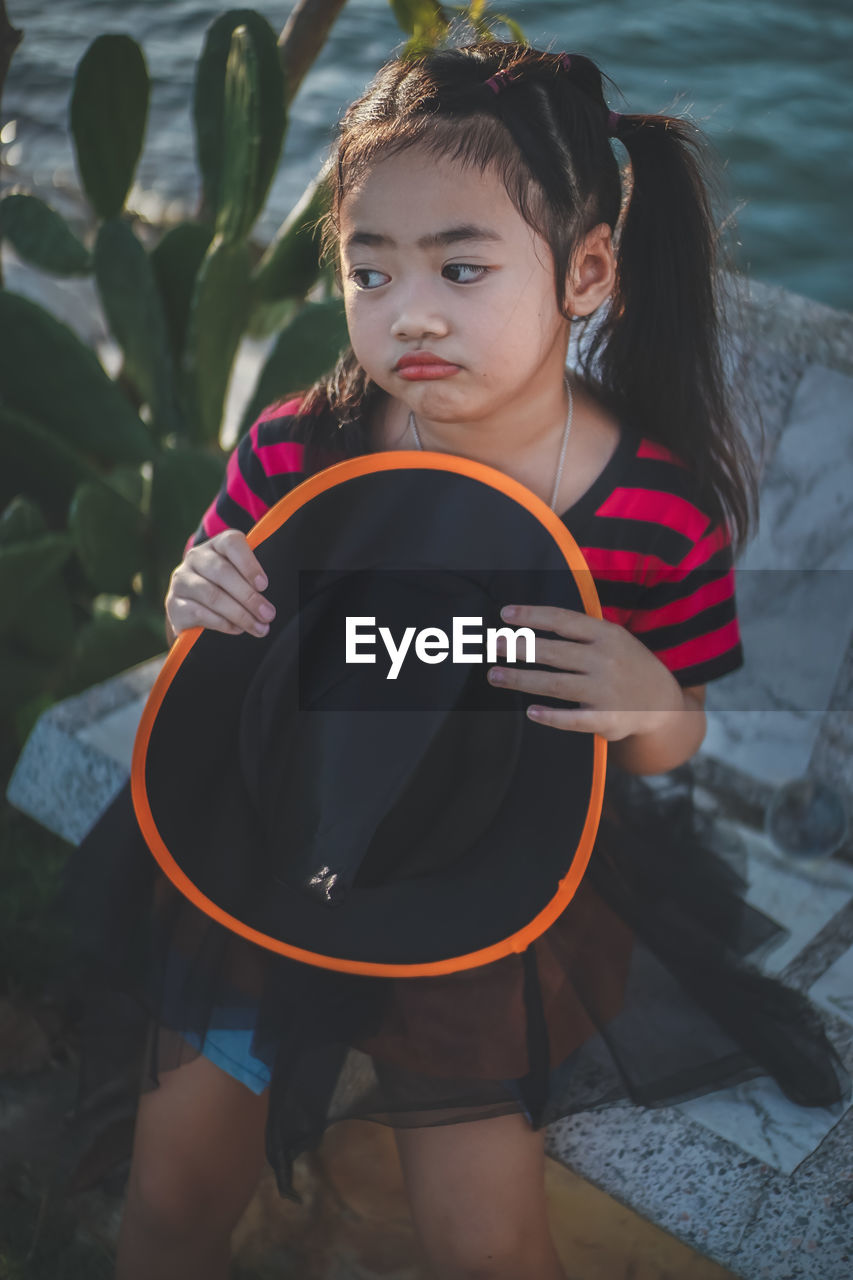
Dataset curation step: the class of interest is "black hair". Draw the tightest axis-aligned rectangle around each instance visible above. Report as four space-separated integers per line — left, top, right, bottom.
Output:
289 39 761 552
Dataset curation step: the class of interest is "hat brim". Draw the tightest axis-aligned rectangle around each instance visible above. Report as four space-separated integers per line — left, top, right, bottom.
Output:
132 451 607 978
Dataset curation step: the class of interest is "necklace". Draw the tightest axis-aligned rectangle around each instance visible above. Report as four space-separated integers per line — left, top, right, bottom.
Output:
407 372 573 513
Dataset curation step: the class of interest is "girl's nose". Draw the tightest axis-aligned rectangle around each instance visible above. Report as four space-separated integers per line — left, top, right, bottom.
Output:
390 286 450 342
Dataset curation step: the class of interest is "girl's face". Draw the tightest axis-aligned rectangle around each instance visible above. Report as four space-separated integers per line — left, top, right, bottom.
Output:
338 144 573 434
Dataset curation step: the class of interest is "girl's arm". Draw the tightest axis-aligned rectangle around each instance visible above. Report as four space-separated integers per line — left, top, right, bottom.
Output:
607 685 706 776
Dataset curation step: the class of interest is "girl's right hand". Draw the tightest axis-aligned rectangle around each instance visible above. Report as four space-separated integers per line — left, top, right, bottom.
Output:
164 529 276 641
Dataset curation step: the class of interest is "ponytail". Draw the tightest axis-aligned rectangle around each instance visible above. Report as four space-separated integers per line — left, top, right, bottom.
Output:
583 113 761 551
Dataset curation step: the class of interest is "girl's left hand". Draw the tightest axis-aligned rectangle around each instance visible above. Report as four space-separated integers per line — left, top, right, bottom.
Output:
487 604 685 739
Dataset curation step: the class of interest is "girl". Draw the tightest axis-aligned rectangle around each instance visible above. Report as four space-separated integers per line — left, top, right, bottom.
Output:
65 38 848 1280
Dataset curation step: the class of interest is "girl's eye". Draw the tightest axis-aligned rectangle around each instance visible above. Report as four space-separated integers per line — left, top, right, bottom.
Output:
443 263 488 284
350 268 389 290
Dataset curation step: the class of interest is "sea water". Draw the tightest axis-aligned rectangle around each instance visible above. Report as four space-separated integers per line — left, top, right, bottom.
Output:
2 0 850 309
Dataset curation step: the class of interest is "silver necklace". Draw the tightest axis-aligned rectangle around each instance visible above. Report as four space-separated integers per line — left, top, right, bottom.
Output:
407 372 573 512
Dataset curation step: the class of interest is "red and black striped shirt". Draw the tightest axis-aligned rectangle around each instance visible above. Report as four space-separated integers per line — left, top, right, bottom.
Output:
186 397 744 688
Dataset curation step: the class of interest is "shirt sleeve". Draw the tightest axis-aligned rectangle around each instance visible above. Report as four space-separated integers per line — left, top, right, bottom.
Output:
626 510 745 687
182 400 308 559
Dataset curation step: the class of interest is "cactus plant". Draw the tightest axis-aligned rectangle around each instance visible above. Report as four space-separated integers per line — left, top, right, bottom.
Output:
93 217 185 439
0 12 292 736
0 193 92 276
195 10 288 232
69 33 150 222
0 291 152 464
0 2 521 743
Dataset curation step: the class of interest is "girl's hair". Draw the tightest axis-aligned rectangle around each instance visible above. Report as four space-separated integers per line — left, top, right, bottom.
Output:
292 39 761 552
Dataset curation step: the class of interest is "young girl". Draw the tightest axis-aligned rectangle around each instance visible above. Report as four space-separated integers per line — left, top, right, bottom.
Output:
65 38 848 1280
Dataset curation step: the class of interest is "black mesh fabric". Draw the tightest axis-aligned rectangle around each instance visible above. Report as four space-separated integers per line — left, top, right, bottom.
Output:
52 760 850 1201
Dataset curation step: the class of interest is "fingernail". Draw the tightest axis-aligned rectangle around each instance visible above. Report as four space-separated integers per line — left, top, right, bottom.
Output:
501 605 517 620
255 574 268 589
488 667 506 683
254 622 269 636
259 602 276 621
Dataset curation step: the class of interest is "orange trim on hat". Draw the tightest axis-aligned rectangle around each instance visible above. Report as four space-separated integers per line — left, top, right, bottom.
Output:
131 451 606 978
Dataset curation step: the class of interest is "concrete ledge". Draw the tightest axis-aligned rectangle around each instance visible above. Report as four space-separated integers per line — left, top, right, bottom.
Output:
6 657 163 845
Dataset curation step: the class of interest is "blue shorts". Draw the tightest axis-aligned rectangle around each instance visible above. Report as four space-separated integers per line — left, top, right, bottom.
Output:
181 1021 272 1095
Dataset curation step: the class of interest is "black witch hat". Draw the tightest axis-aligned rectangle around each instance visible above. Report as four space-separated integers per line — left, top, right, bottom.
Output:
131 452 607 977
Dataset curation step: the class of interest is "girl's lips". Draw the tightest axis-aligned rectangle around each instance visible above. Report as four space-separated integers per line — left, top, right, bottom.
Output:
396 363 460 380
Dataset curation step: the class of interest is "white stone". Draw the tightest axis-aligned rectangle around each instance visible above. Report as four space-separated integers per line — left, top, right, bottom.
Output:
676 1076 849 1175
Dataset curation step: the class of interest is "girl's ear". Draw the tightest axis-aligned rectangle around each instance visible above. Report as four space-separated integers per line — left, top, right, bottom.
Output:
565 223 616 318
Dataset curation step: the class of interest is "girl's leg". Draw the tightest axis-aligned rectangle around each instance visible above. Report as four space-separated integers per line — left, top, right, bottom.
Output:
394 1113 567 1280
115 1050 269 1280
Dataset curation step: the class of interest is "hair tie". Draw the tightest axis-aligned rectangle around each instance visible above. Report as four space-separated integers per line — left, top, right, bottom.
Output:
607 110 623 137
484 67 522 96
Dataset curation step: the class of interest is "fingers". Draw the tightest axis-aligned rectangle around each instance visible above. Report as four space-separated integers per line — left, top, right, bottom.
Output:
499 604 597 639
494 634 588 671
487 663 579 702
214 528 269 592
166 530 276 638
167 594 247 637
525 705 598 732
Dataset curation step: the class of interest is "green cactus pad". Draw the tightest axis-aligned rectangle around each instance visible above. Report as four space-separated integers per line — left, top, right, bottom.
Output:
0 496 48 546
69 481 146 595
238 297 349 437
70 34 150 221
0 641 57 724
194 10 286 236
0 194 92 277
0 405 104 516
94 218 184 438
0 499 74 656
182 235 251 444
150 221 214 368
8 573 76 662
149 446 226 574
250 171 330 307
0 293 152 465
0 534 74 632
216 27 261 244
60 612 165 701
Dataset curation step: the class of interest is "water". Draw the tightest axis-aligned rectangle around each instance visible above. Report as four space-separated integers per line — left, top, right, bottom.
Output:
3 0 851 309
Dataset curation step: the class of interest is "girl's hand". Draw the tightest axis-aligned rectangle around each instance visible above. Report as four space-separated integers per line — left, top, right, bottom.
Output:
165 529 276 640
487 604 685 739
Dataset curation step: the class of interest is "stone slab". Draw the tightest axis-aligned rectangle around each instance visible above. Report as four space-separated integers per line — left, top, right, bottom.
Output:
714 821 853 977
547 1096 853 1280
76 697 152 769
545 1105 772 1267
676 1077 849 1176
700 363 853 786
809 945 853 1031
6 656 163 844
811 637 853 814
701 709 822 788
739 364 853 574
727 1103 853 1280
723 275 853 379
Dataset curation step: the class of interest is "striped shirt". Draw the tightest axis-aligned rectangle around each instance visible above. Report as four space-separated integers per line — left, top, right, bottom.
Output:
186 397 744 688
